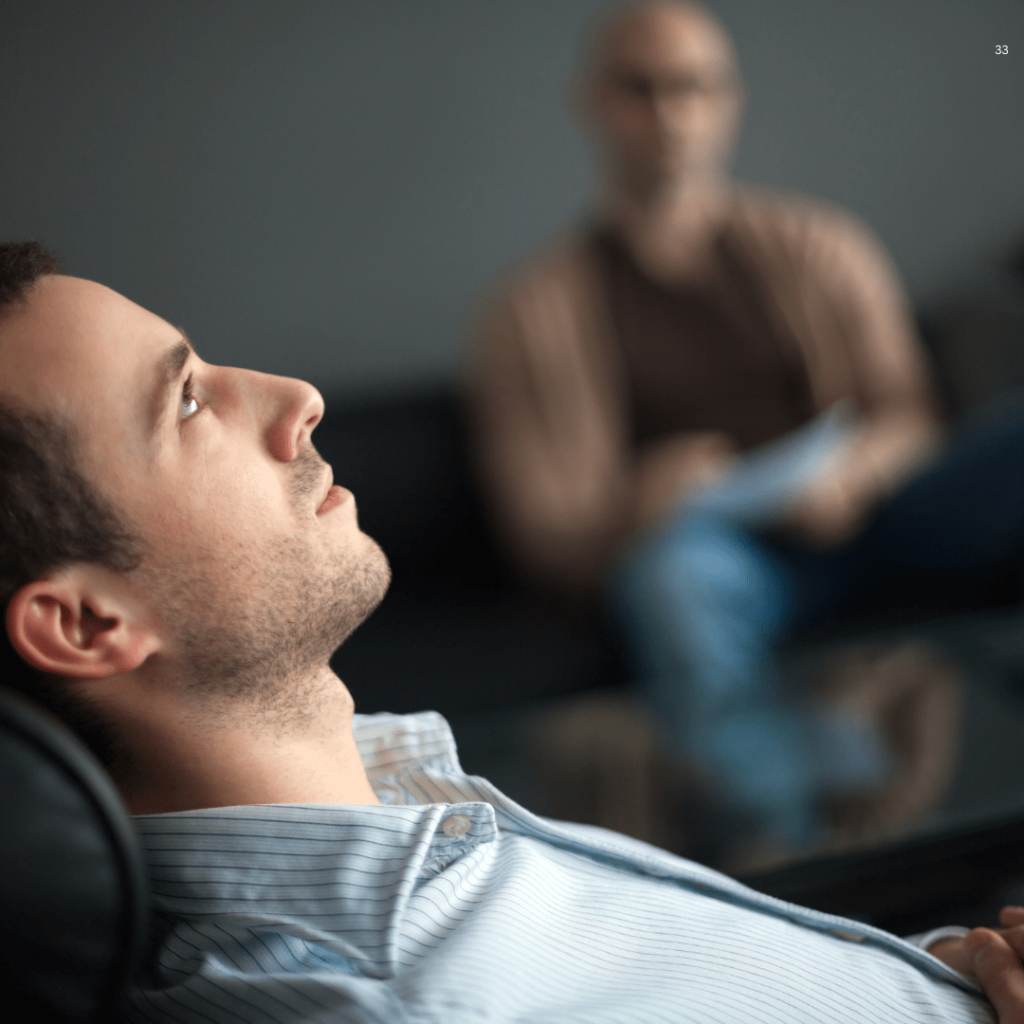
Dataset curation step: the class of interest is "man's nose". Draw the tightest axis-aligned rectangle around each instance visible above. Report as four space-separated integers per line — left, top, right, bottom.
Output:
261 374 325 463
653 88 697 130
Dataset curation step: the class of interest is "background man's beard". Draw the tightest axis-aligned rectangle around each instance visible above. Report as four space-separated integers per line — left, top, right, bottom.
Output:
151 533 391 719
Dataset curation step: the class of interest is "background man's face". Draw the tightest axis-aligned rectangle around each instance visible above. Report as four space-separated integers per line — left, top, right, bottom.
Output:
589 5 743 190
0 275 389 708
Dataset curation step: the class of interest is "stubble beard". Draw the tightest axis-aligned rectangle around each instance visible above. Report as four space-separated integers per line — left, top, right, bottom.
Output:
143 449 392 725
152 531 391 725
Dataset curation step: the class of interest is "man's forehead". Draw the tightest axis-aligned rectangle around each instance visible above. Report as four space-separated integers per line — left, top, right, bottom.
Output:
599 5 737 81
0 274 177 424
27 274 165 336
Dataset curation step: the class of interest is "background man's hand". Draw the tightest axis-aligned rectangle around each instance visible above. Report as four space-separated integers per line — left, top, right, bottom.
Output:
782 467 872 548
929 906 1024 1024
632 431 737 530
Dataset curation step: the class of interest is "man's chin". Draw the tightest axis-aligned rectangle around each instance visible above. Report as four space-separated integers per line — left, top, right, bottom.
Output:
331 538 391 648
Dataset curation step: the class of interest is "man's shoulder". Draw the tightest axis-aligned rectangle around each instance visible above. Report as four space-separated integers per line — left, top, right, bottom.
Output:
727 183 889 262
481 227 599 309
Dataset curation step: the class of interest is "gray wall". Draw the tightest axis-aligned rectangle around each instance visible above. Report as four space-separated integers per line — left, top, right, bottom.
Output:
1 0 1022 396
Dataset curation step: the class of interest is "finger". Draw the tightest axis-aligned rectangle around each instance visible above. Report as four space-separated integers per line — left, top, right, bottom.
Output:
968 929 1024 1024
1001 907 1024 928
997 924 1024 962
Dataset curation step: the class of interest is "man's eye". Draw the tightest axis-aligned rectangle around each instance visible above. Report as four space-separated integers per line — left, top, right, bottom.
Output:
617 74 654 99
180 375 201 421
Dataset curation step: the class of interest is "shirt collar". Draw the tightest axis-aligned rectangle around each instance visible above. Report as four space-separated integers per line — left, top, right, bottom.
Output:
352 710 462 781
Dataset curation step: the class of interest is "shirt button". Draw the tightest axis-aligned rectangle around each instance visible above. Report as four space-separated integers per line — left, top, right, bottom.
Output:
442 815 472 838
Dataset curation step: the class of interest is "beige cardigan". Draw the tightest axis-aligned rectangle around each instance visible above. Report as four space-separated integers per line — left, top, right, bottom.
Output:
466 187 940 597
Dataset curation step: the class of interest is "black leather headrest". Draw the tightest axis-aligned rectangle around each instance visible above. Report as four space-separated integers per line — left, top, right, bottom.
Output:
0 686 148 1024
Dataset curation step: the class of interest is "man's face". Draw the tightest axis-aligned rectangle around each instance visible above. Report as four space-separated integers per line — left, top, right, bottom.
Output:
588 5 743 190
0 275 390 709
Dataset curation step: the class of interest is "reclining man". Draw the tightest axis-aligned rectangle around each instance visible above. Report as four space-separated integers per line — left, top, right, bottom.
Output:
1 242 1022 1023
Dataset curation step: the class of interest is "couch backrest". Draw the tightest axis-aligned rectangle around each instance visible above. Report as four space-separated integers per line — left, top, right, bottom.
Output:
0 685 148 1024
314 385 507 585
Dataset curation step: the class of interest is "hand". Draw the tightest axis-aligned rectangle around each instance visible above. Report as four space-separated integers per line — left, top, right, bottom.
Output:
633 432 737 530
782 470 870 548
929 907 1024 1024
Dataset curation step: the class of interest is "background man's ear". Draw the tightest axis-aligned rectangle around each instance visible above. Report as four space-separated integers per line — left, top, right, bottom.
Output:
6 567 161 680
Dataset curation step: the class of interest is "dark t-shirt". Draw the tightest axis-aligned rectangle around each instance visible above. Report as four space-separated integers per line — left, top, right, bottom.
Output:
591 227 816 452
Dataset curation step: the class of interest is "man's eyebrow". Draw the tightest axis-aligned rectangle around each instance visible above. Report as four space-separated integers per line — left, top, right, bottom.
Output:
147 334 196 440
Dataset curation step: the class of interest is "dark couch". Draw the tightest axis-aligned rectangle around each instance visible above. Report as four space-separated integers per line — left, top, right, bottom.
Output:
317 380 1021 722
318 387 629 719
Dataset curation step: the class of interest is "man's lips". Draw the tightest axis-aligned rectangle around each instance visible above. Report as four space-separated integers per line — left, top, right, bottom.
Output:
317 485 344 515
316 468 345 515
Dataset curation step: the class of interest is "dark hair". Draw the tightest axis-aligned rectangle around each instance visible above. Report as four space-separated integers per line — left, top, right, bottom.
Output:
0 242 144 767
0 240 61 307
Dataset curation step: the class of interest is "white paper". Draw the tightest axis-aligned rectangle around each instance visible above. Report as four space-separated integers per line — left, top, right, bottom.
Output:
679 401 859 527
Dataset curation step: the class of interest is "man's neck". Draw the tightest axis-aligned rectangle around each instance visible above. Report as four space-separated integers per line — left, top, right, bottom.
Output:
103 668 380 814
606 173 732 283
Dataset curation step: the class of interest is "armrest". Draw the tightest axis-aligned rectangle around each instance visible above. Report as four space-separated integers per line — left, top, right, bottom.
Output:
738 811 1024 935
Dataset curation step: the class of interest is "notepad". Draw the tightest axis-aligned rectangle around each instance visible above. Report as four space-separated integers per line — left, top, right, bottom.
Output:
680 400 860 527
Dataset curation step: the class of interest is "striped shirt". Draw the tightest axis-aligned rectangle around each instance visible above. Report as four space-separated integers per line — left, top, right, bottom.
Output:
129 711 991 1023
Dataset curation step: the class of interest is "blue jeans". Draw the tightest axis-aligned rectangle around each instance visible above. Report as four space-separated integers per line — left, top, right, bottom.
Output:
608 394 1024 847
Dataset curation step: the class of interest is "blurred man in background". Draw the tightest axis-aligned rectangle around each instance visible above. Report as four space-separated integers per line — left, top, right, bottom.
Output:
468 0 1024 867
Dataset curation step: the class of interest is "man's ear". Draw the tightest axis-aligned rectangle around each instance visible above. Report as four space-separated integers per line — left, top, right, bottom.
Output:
6 565 161 680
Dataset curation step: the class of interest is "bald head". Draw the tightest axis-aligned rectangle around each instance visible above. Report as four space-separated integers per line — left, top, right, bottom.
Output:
586 2 739 83
580 2 744 193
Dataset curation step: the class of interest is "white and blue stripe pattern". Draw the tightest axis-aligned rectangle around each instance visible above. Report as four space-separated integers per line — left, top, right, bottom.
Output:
129 711 992 1023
